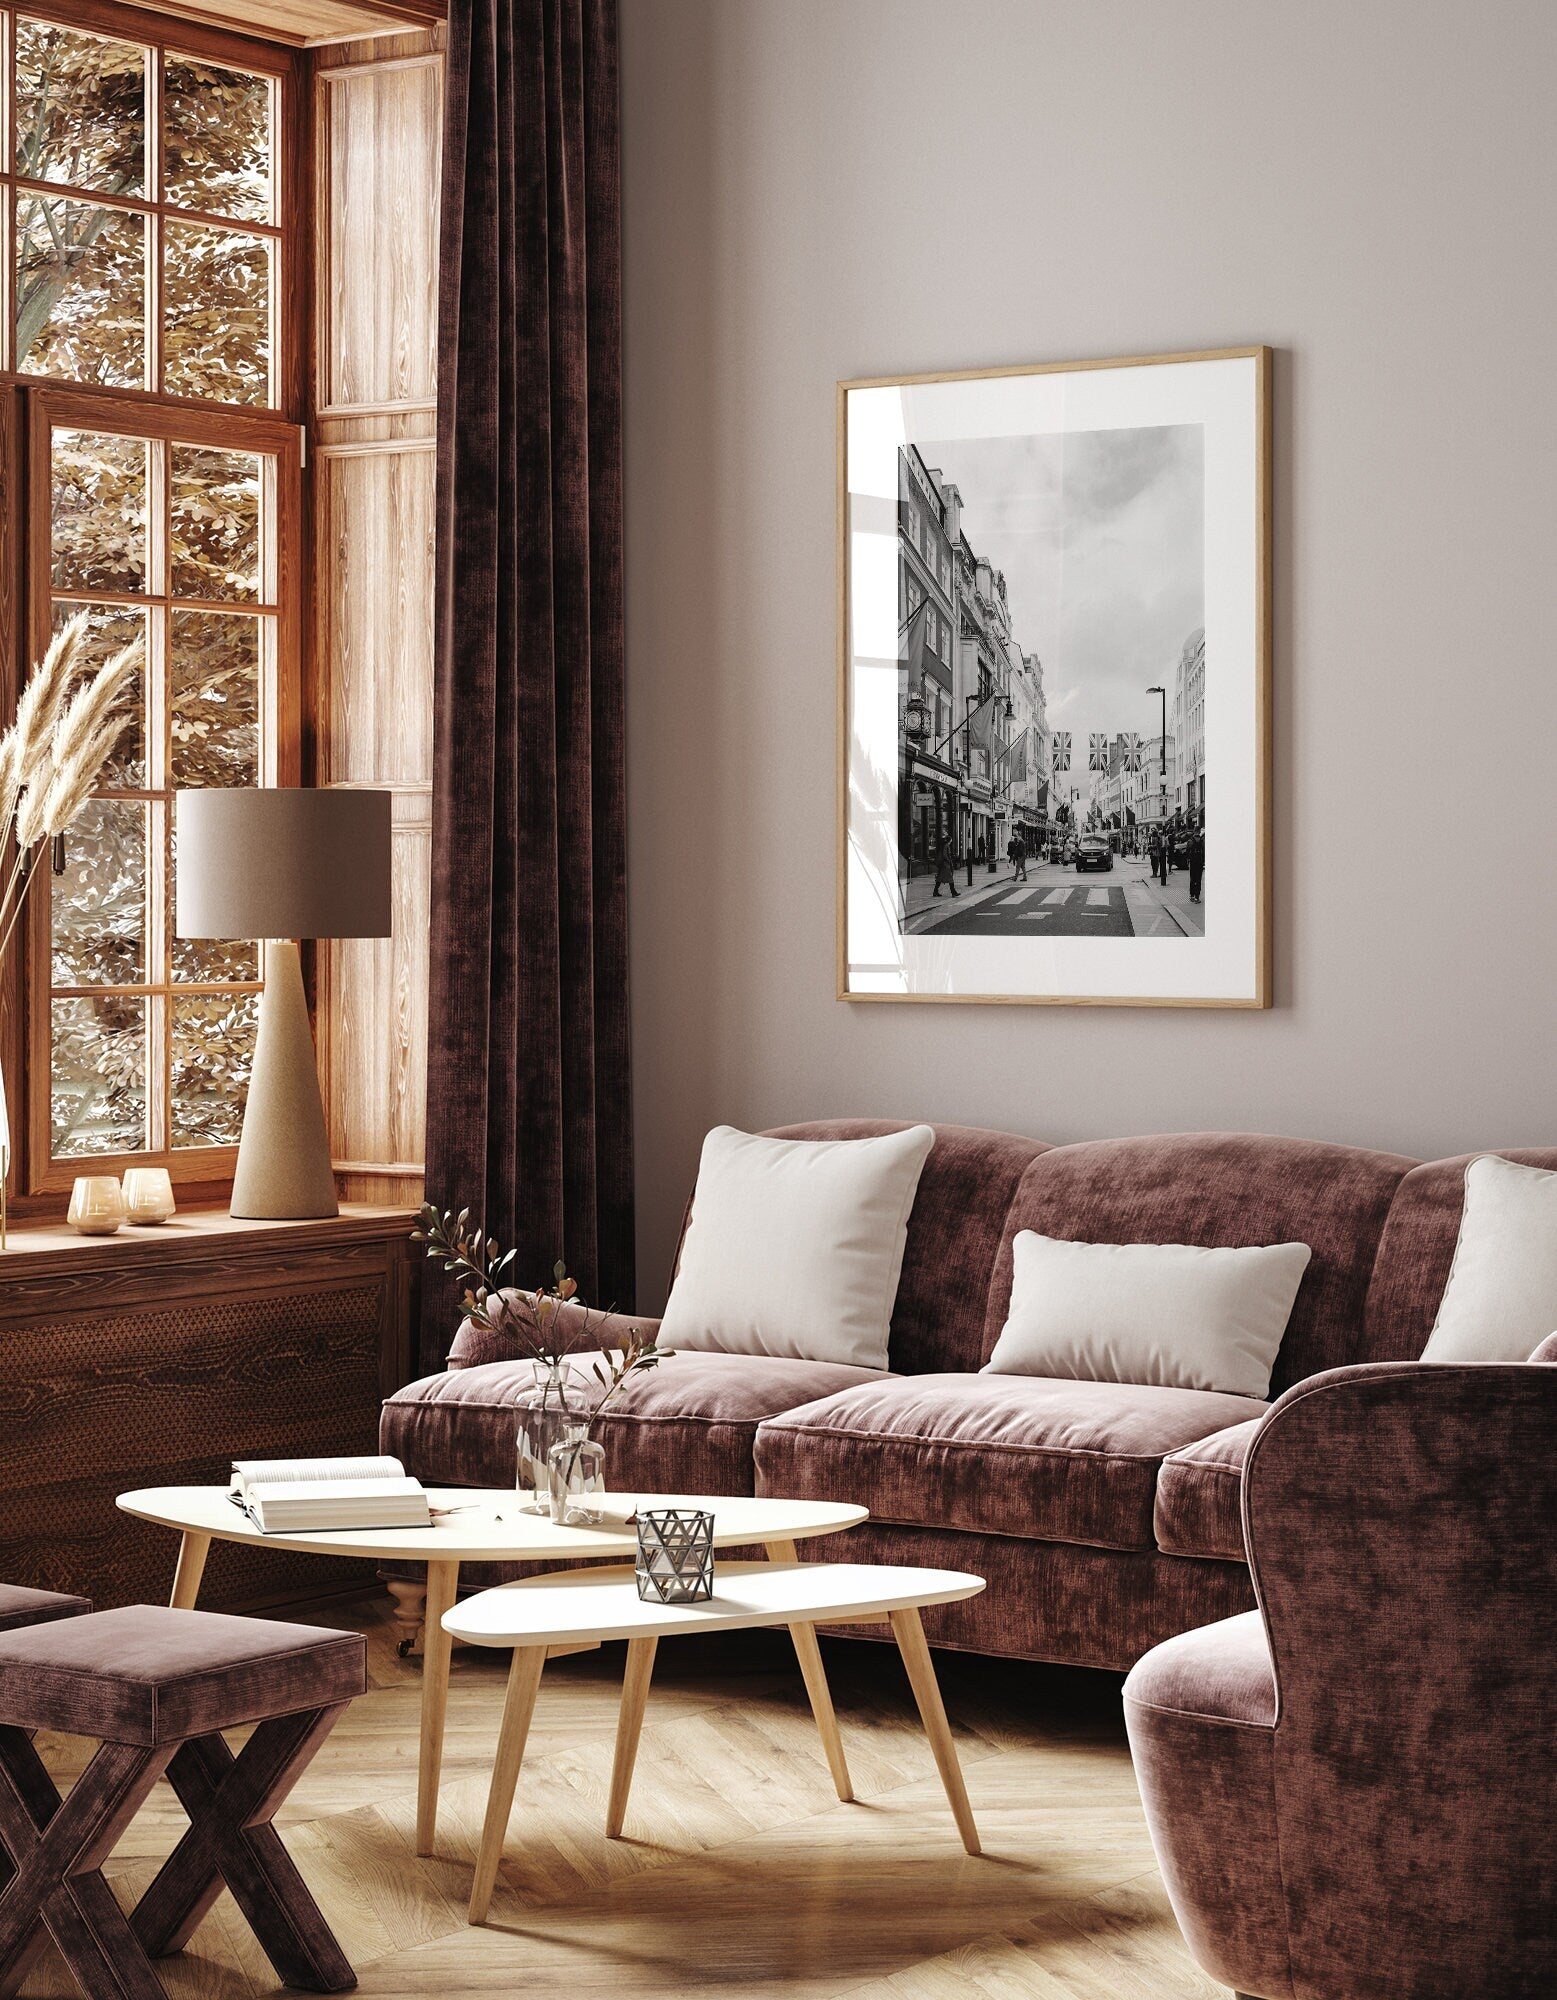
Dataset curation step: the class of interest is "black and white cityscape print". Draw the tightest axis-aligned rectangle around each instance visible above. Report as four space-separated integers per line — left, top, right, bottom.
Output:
896 424 1206 939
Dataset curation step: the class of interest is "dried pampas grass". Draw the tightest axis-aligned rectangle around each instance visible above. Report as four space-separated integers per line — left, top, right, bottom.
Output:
0 617 143 970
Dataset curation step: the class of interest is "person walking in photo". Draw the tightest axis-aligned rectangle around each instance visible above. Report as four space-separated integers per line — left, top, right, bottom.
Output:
1008 831 1027 881
1148 829 1163 883
932 839 961 897
1187 818 1205 903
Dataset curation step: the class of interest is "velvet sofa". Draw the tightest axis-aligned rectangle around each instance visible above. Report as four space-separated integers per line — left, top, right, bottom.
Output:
1123 1352 1557 1999
381 1123 1557 1670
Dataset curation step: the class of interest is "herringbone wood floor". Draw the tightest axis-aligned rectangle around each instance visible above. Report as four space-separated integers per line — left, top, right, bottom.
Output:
20 1595 1223 1998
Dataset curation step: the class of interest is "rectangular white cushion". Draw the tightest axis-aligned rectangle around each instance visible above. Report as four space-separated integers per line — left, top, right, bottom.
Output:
983 1230 1312 1400
659 1124 936 1370
1422 1155 1557 1363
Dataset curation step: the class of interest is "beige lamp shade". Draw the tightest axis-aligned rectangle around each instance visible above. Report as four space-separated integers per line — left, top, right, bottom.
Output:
174 788 392 940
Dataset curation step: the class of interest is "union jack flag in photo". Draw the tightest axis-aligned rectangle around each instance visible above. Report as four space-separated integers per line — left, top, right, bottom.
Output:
1123 732 1143 772
1089 732 1109 772
1052 731 1071 772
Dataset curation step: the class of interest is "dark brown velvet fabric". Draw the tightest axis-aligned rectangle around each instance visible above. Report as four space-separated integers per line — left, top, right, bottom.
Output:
0 1607 366 1746
1128 1363 1557 1999
755 1373 1265 1551
1362 1149 1557 1361
1153 1417 1262 1561
0 1584 91 1631
444 1297 651 1373
421 0 632 1372
383 1350 889 1495
1123 1614 1290 1997
763 1122 1049 1374
984 1134 1416 1393
1530 1331 1557 1363
790 1519 1256 1671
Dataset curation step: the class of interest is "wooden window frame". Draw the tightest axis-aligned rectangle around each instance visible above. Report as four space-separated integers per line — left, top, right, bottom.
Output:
0 1 309 1208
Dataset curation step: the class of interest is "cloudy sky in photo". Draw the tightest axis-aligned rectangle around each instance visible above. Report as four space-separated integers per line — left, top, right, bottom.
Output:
919 424 1205 764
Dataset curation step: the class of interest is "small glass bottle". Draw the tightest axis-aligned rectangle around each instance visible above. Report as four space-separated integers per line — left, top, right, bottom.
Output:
548 1423 605 1525
514 1359 585 1514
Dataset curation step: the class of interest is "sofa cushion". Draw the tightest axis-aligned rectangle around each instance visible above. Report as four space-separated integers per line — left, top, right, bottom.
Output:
661 1122 935 1368
1363 1149 1557 1362
382 1350 890 1497
984 1134 1416 1396
754 1373 1267 1552
0 1584 92 1632
1154 1417 1263 1561
762 1122 1050 1375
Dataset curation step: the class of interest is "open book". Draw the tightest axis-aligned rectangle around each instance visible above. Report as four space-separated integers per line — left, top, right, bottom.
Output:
229 1454 432 1534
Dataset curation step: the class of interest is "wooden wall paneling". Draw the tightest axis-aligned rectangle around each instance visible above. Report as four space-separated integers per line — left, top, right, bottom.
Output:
311 29 441 1211
318 54 442 414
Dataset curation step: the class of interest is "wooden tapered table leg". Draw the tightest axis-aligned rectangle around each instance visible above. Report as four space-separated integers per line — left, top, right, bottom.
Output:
468 1645 546 1925
169 1531 210 1610
888 1606 979 1855
766 1539 853 1802
606 1637 658 1839
416 1558 461 1857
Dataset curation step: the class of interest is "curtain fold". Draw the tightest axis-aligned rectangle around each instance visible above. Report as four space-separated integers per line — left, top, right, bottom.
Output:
421 0 633 1369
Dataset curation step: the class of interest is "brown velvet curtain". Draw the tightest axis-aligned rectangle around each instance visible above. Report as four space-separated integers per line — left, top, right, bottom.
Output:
421 0 633 1369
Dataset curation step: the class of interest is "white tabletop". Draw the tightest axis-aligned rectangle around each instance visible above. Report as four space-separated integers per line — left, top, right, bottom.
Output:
115 1488 868 1564
445 1560 986 1649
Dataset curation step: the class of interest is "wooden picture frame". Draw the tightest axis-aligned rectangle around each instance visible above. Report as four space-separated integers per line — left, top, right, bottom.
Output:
837 347 1271 1008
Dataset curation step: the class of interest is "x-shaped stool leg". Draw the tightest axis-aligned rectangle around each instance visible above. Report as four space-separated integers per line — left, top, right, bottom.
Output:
132 1704 354 1993
0 1725 174 2000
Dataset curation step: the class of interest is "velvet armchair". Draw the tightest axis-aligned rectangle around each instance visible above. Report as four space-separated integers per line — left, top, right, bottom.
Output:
1124 1357 1557 2000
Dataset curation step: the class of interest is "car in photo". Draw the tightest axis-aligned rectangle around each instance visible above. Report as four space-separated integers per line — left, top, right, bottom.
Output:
1075 835 1114 873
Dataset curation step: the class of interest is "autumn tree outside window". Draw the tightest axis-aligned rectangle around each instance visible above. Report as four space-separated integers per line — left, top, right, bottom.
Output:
0 4 302 1194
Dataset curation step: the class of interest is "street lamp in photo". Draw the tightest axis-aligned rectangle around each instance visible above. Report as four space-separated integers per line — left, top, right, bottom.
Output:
1146 684 1168 825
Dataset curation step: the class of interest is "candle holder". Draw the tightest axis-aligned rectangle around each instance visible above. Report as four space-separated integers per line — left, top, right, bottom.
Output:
122 1167 176 1225
635 1508 715 1604
67 1176 126 1237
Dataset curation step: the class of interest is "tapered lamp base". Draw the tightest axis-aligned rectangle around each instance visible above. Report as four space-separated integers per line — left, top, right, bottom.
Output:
230 940 339 1221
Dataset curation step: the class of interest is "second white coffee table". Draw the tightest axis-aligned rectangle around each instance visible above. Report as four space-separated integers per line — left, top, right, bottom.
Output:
116 1486 867 1857
447 1558 987 1923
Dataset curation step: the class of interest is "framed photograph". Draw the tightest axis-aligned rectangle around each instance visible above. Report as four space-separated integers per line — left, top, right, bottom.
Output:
837 347 1270 1007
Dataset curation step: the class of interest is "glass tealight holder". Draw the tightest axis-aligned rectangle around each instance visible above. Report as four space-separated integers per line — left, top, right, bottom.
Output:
547 1424 605 1525
122 1167 176 1225
67 1175 126 1237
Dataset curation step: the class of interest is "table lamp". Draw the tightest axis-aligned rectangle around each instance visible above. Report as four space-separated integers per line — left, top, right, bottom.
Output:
175 788 392 1220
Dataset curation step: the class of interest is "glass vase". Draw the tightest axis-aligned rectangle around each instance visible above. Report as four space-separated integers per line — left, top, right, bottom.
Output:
548 1424 605 1525
514 1360 587 1514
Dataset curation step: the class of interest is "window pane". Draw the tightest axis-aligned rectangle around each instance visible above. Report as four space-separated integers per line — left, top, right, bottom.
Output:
51 994 146 1157
170 611 260 786
163 56 271 223
51 603 147 788
51 430 149 595
17 195 146 387
14 18 147 197
171 991 256 1148
170 446 262 601
162 221 270 405
51 799 147 987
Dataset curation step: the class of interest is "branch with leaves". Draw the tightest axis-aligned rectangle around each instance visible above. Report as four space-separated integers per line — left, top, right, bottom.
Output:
411 1203 672 1409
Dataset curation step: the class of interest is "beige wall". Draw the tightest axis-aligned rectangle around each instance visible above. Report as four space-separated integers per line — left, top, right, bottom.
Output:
619 0 1557 1307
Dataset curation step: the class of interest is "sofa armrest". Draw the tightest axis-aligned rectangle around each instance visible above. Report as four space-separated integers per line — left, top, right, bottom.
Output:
448 1295 661 1371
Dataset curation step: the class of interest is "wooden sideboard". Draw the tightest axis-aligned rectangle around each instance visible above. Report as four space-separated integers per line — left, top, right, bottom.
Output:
0 1205 421 1611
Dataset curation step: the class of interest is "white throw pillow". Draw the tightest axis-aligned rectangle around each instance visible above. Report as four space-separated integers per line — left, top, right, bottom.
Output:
983 1230 1312 1400
1422 1155 1557 1364
659 1124 936 1369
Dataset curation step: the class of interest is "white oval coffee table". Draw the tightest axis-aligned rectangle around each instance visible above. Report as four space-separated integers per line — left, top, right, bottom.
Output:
447 1559 988 1923
116 1486 867 1856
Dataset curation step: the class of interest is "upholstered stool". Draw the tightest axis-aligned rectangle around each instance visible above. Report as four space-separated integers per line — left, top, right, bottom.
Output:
0 1584 91 1632
0 1605 366 1999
